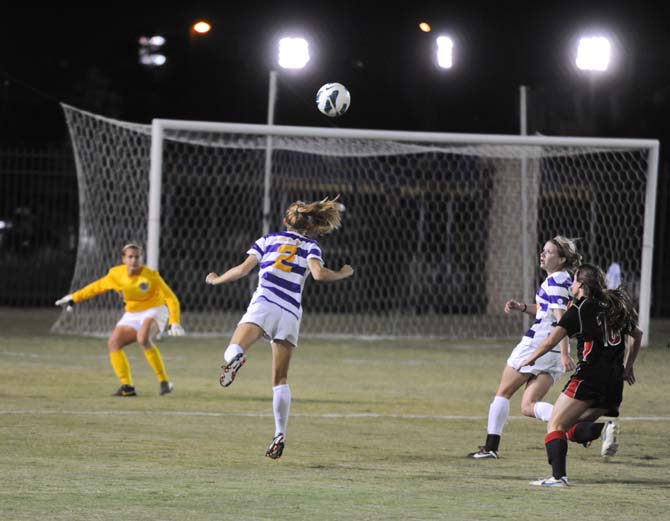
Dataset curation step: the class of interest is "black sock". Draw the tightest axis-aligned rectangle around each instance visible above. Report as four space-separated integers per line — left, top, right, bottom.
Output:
545 431 568 479
485 434 501 452
567 422 605 444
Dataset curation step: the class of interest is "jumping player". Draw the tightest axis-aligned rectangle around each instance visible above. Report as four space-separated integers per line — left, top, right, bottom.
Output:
205 197 354 459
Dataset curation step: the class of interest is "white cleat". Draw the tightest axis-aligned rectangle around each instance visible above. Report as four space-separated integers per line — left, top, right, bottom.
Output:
265 433 285 459
219 353 246 388
466 447 498 459
530 476 569 487
601 420 620 457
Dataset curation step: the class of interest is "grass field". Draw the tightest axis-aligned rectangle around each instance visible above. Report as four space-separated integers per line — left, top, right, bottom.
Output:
1 307 669 520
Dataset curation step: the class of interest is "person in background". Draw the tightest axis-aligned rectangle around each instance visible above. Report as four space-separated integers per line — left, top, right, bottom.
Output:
605 262 621 290
55 242 184 396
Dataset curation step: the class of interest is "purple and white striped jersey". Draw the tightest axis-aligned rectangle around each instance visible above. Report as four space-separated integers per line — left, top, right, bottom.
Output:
247 231 323 319
521 270 572 346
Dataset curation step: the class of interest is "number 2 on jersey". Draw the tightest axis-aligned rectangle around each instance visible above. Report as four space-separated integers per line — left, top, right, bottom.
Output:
273 244 299 272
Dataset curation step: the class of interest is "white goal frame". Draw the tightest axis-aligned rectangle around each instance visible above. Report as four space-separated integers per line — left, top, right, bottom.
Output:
148 120 659 345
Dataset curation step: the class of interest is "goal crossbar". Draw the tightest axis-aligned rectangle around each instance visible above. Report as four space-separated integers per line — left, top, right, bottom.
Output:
149 118 658 344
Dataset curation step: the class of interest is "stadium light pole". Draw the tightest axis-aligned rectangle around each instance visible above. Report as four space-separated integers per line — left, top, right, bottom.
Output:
263 70 278 238
263 37 310 236
518 85 531 332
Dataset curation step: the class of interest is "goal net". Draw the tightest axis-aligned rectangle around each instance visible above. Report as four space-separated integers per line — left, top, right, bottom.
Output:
53 104 658 342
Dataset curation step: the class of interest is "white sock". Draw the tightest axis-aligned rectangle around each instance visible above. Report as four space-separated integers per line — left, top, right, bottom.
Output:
224 344 244 363
272 384 291 436
487 396 510 435
533 401 553 422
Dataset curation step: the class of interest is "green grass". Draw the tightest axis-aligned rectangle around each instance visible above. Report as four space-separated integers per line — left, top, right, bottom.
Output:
1 308 669 520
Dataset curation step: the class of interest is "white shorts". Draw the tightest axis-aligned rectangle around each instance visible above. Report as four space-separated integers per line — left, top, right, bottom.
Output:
506 340 564 383
239 299 301 347
116 305 169 334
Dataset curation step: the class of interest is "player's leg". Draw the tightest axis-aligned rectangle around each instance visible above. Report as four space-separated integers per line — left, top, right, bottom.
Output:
468 365 529 459
565 406 608 445
266 339 294 460
137 317 172 395
220 322 264 387
521 372 555 420
108 325 138 396
539 393 591 482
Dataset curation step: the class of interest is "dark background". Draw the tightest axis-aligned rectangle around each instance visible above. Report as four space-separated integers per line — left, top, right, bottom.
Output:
2 3 669 140
1 3 669 313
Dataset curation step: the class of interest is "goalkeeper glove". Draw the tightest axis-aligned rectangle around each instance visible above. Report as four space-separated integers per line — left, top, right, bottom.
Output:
168 323 185 336
55 294 75 312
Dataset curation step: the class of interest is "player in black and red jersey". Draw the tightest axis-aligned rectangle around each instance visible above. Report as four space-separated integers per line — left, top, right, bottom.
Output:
518 263 642 487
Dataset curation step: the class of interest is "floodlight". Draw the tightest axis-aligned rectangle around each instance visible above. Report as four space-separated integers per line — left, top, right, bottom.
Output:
436 36 453 69
138 35 167 67
139 35 166 47
277 37 310 69
193 21 211 34
575 36 611 71
139 35 167 67
140 54 167 66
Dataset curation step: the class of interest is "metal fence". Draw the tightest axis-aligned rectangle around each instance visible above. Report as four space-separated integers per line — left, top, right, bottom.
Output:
0 143 669 320
0 145 77 305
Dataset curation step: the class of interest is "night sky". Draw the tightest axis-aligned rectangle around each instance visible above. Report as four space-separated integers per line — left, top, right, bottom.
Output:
1 3 668 145
2 3 670 314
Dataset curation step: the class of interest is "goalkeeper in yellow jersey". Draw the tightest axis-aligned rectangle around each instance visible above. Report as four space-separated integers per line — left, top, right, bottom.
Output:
55 242 185 396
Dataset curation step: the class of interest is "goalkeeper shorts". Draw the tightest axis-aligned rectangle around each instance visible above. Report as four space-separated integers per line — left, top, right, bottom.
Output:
117 305 169 334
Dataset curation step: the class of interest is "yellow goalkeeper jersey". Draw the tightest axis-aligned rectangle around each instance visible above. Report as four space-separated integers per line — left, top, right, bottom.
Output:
71 265 181 324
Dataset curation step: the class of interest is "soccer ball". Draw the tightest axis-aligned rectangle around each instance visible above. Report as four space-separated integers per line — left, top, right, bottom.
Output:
316 82 351 117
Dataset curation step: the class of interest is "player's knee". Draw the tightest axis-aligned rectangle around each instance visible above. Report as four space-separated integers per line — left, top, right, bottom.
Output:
495 387 516 400
136 333 152 349
547 421 565 432
272 363 289 386
272 373 288 386
521 401 536 417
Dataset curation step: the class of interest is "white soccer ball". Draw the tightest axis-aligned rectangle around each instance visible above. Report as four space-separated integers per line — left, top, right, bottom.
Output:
316 82 351 117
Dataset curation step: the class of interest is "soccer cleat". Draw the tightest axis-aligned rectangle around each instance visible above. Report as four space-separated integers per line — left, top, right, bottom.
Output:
530 476 569 487
113 384 137 397
160 380 174 396
219 353 246 388
601 420 620 457
265 433 285 460
466 446 498 459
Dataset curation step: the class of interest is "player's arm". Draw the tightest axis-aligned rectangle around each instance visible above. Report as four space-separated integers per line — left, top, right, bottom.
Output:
518 325 569 369
156 275 186 336
504 299 536 315
553 308 576 371
55 273 115 308
307 258 354 282
206 255 259 285
154 273 181 325
623 326 643 385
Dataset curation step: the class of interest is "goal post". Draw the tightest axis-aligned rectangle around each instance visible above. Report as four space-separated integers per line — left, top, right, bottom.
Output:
55 104 659 344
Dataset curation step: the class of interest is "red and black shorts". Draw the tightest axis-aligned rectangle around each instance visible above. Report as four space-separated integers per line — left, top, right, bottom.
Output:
561 363 624 417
